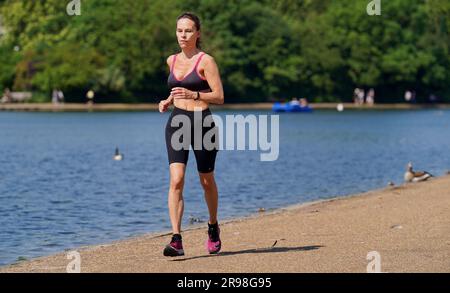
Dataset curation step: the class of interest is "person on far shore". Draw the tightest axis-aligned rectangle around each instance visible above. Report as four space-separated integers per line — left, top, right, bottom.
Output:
86 90 95 105
300 98 309 107
57 89 65 104
353 88 365 105
357 89 365 105
428 93 439 103
404 90 416 103
353 88 359 104
404 90 412 102
366 88 375 105
289 97 300 106
1 88 11 103
52 89 59 105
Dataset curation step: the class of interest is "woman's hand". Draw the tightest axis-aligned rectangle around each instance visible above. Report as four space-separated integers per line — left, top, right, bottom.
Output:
159 98 173 113
171 87 196 100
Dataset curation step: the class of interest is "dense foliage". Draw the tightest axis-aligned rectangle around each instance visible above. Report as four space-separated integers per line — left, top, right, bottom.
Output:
0 0 449 103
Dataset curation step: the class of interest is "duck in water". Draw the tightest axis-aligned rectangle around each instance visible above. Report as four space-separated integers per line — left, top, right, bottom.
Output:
113 147 123 161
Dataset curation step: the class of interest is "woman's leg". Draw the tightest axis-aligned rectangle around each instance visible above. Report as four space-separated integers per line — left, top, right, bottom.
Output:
199 171 218 224
193 109 221 253
168 163 187 234
199 171 221 254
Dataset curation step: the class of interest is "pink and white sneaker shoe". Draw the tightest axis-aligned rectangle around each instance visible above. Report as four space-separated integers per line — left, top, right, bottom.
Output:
206 222 221 254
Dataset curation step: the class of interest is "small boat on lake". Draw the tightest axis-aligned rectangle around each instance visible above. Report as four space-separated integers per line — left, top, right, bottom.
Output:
272 102 313 113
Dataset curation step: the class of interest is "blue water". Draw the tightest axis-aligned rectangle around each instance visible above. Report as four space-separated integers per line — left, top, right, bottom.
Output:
1 109 450 265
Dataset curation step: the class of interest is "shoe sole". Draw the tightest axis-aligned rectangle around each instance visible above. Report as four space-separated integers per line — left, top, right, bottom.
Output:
163 245 184 257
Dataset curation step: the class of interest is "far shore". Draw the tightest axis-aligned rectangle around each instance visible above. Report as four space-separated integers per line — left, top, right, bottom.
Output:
1 102 450 112
2 174 449 273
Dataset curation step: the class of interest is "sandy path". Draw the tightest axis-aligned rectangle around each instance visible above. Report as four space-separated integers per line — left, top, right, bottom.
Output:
2 176 450 273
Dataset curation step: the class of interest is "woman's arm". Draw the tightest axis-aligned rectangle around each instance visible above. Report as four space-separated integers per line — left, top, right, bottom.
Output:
159 56 175 113
197 56 224 104
159 94 173 113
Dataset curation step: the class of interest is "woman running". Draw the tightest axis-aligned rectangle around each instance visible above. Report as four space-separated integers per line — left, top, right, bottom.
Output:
159 12 224 257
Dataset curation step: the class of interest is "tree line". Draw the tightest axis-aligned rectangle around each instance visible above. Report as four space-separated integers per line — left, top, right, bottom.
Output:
0 0 449 103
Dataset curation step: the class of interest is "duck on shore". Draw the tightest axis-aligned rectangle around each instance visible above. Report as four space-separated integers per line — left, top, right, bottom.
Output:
404 162 432 182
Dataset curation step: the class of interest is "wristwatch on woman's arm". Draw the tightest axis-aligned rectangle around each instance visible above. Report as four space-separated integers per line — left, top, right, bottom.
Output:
194 92 200 101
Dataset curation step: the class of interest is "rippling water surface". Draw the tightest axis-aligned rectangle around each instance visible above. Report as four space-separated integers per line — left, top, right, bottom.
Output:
1 109 449 265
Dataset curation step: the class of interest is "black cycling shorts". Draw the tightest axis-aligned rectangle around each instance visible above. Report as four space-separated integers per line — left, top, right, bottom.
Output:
165 107 218 173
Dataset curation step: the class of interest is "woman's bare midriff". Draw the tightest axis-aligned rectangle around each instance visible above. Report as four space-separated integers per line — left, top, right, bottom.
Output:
174 98 209 111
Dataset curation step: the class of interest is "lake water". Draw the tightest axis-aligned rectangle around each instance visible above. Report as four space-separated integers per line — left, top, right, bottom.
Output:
1 109 449 265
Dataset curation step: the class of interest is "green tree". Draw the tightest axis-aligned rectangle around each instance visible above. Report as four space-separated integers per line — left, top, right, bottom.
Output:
0 0 449 103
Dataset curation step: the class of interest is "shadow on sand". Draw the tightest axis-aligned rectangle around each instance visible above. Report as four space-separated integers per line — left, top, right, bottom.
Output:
170 245 324 262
